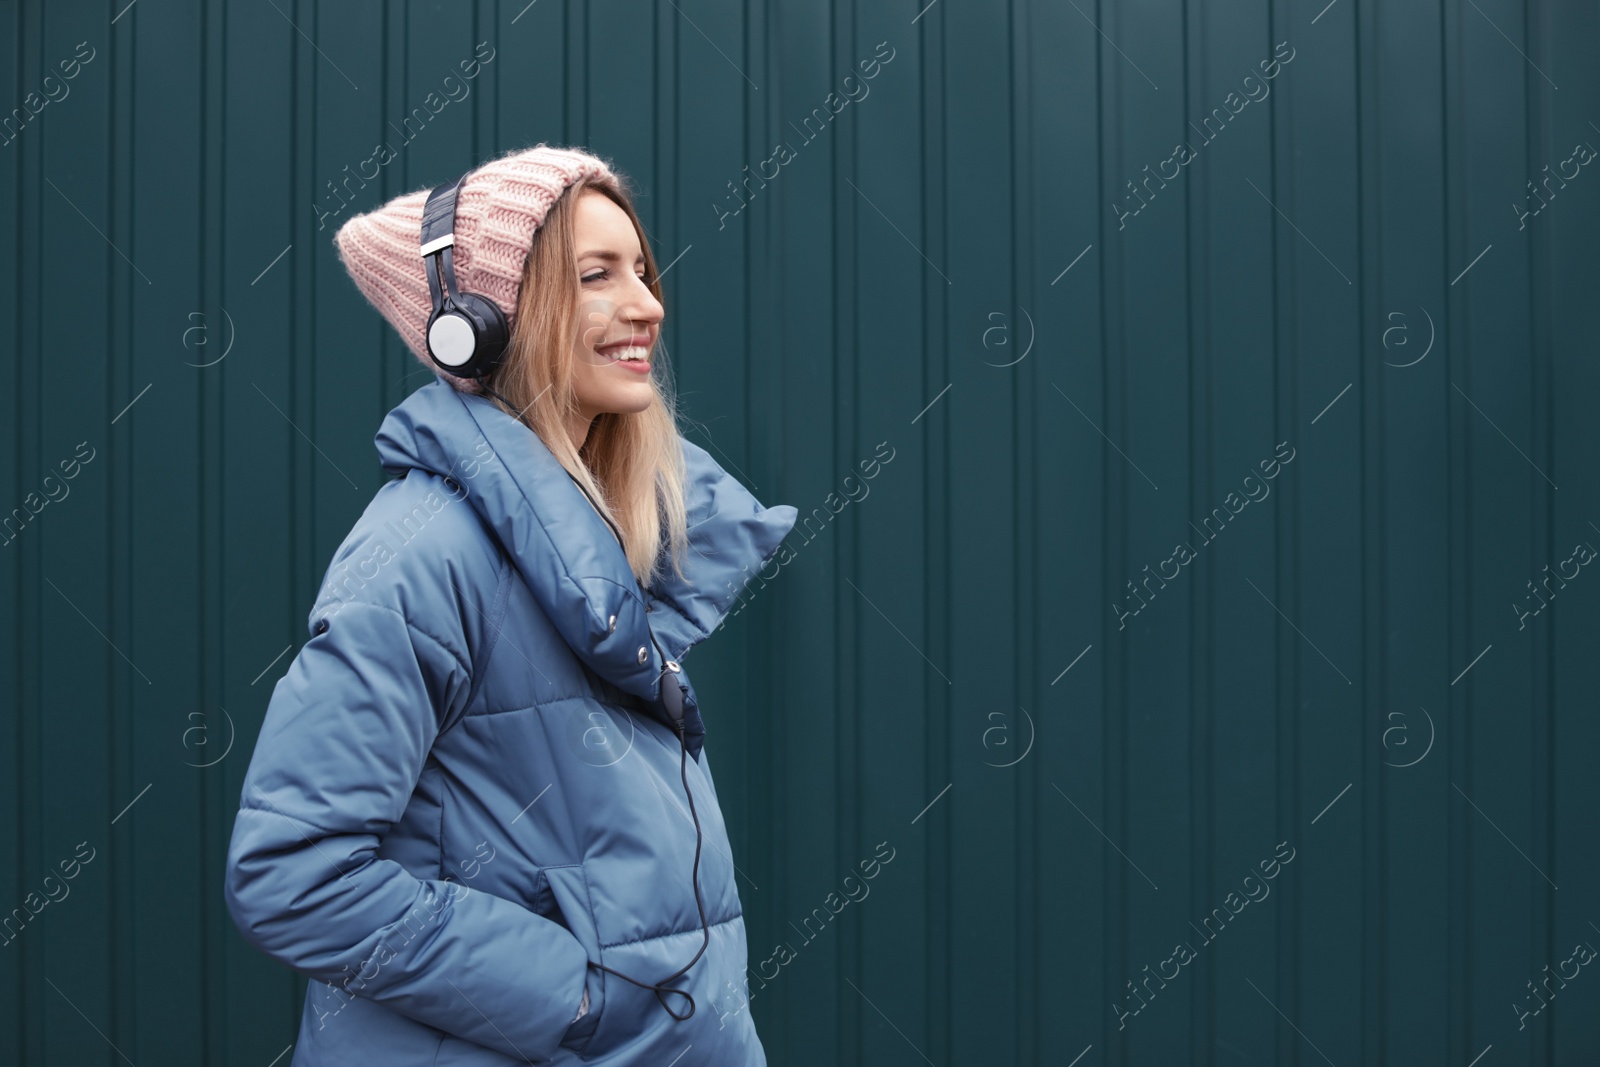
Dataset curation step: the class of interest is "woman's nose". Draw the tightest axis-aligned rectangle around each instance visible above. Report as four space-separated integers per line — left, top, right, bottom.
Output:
626 277 664 324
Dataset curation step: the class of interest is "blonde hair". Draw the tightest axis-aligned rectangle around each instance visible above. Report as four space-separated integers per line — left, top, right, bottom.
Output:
483 175 689 588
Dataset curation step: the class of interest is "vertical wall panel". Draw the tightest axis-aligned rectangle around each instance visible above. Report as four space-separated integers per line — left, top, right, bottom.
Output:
945 0 1017 1061
0 0 21 1048
2 1 1597 1064
1546 4 1600 1067
218 0 302 1052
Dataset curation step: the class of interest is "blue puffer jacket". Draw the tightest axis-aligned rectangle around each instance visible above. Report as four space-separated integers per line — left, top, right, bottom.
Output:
224 376 797 1066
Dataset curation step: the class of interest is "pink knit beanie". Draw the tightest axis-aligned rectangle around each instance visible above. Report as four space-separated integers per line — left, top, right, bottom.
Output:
333 142 617 393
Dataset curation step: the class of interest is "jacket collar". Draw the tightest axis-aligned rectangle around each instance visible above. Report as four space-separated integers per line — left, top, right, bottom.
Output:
374 376 797 754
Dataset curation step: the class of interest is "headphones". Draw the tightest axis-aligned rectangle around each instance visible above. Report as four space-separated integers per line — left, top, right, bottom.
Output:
421 168 510 382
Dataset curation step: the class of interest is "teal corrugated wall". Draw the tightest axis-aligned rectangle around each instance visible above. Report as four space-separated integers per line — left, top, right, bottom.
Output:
4 0 1599 1063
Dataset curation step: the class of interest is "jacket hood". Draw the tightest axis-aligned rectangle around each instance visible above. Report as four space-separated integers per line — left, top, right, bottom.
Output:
374 376 797 754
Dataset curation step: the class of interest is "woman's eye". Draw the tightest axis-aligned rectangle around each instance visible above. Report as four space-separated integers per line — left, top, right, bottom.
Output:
581 269 651 285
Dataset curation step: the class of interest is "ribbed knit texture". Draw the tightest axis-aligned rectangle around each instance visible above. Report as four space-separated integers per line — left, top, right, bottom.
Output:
333 143 616 393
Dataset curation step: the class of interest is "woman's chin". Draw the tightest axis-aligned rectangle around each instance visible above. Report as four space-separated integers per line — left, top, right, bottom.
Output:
595 385 657 416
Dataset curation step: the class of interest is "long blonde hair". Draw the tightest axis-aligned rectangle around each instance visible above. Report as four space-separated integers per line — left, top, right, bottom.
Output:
483 175 689 588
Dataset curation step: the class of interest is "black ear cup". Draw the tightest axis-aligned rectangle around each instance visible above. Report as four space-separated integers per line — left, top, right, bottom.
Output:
425 291 509 376
454 292 510 363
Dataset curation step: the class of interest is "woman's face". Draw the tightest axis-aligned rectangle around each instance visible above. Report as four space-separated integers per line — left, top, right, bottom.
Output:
569 190 663 441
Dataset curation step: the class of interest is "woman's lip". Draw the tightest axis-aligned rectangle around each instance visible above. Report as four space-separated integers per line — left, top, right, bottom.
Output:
597 336 653 352
614 358 651 374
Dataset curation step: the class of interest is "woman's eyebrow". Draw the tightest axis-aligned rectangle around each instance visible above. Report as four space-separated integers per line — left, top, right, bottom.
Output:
577 249 647 263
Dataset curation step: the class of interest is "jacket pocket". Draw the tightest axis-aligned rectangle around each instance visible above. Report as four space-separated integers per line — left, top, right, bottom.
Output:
545 865 605 1056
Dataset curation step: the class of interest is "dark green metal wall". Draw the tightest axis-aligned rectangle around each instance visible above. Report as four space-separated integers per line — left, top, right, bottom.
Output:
4 0 1599 1063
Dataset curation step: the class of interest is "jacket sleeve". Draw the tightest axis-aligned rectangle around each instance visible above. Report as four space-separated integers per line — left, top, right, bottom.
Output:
644 435 799 662
223 598 591 1062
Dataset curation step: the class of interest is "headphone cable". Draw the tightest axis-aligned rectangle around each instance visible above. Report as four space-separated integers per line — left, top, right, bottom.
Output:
464 391 715 1021
561 473 715 1022
476 378 517 415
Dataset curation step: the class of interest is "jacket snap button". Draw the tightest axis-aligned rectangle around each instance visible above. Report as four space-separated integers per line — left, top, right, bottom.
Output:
608 614 617 633
636 645 648 664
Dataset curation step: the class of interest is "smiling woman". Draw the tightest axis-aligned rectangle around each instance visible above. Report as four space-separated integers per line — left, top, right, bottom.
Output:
230 143 799 1066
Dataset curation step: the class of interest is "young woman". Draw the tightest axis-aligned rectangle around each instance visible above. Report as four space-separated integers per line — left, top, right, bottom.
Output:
225 144 796 1066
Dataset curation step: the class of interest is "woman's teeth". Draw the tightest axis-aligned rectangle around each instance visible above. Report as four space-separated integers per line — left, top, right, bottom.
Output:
602 346 649 362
